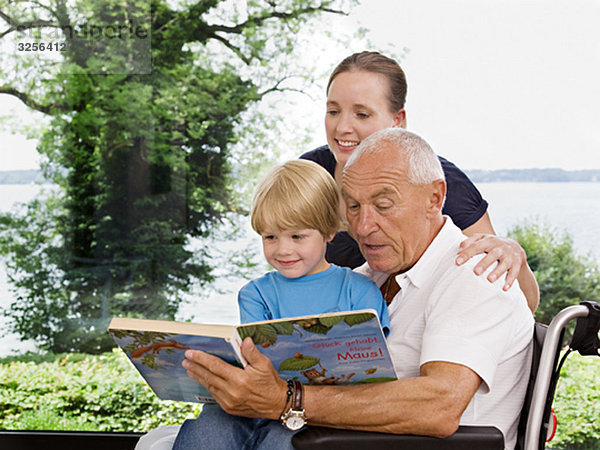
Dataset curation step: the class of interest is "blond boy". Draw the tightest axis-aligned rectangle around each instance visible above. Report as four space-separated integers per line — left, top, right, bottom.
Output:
238 159 389 329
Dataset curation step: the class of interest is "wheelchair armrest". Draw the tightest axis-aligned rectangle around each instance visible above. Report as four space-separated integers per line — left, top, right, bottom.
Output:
292 425 504 450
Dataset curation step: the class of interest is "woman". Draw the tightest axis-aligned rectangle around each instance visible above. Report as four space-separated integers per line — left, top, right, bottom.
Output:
300 51 539 312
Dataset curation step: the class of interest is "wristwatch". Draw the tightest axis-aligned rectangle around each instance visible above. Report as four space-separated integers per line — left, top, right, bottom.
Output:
280 380 307 430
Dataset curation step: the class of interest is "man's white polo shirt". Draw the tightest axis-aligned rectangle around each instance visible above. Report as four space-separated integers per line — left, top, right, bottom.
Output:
357 216 533 450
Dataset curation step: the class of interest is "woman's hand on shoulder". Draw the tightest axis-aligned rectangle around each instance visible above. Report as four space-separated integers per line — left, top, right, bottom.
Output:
458 212 539 313
456 233 526 291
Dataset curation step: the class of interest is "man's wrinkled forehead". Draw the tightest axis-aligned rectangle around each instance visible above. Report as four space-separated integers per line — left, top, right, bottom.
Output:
343 150 406 191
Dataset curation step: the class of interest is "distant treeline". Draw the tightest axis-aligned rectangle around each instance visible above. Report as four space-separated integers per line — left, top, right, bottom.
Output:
1 168 600 184
0 170 45 184
466 168 600 183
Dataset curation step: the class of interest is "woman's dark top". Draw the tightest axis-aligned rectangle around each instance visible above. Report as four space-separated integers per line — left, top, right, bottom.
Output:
300 145 488 269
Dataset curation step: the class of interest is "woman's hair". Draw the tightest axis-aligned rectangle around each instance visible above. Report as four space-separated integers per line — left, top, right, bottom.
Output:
327 51 408 113
251 160 340 237
345 128 445 185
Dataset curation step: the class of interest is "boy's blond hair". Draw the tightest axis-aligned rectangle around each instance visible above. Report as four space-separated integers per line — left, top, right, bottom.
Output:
251 160 340 237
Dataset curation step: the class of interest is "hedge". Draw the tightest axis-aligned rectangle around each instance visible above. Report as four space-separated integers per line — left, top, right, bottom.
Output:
0 350 201 431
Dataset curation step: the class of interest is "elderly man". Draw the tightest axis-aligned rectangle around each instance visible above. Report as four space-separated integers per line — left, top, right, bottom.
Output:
143 128 533 450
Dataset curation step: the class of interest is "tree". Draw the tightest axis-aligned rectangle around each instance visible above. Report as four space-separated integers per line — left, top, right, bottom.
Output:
0 0 356 353
509 222 600 332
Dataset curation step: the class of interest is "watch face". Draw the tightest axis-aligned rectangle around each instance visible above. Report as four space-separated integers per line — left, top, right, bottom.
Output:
285 413 306 431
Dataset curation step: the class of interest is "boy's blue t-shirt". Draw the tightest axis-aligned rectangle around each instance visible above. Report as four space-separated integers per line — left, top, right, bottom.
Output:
238 264 390 334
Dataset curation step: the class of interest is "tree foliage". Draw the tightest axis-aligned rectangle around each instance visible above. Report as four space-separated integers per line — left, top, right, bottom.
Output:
509 223 600 328
0 0 356 352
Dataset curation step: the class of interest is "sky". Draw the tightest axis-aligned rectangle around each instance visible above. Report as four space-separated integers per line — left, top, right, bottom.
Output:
323 0 600 170
1 0 599 171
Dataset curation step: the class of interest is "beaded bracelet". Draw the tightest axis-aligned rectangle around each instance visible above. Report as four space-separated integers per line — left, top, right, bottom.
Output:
279 379 294 418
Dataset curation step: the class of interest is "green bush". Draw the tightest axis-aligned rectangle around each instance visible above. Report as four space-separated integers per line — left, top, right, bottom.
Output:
509 223 600 328
0 349 201 431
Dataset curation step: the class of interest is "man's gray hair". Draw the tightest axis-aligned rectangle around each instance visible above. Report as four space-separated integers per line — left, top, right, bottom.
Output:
345 128 445 185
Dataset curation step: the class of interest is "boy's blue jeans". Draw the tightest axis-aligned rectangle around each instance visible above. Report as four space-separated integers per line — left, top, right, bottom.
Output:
172 404 298 450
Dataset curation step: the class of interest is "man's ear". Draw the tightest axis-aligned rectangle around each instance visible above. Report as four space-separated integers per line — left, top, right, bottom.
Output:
392 109 407 129
426 179 446 215
326 232 336 243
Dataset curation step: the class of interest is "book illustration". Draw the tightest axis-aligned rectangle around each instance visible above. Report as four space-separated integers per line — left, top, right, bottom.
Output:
235 311 396 386
237 311 374 346
300 365 355 385
110 329 193 370
130 339 190 358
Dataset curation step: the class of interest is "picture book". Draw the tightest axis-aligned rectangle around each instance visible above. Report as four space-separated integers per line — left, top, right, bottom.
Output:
108 309 397 403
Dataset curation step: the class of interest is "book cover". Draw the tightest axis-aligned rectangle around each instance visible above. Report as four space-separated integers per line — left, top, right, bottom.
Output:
108 309 396 403
108 320 241 403
235 310 396 386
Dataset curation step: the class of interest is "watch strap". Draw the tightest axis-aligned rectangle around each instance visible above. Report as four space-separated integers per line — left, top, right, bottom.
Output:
292 380 303 410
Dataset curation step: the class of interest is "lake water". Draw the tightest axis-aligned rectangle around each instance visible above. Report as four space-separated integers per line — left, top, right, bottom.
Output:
1 182 599 356
479 182 600 259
